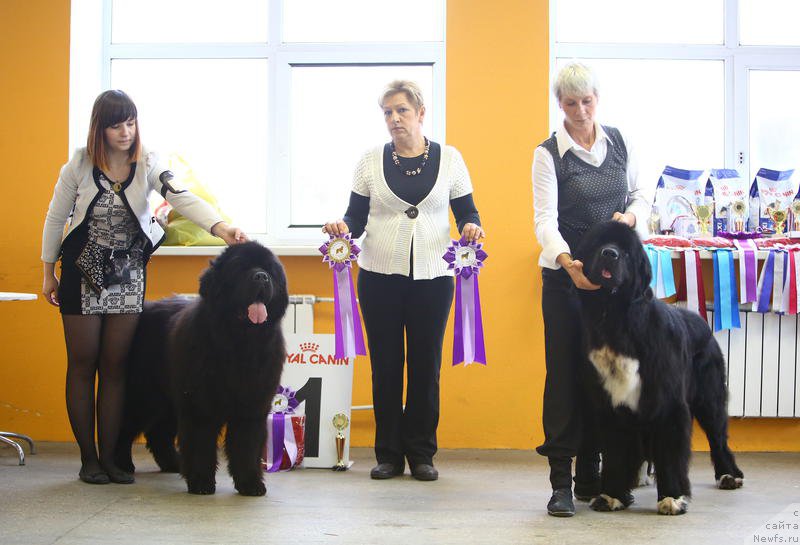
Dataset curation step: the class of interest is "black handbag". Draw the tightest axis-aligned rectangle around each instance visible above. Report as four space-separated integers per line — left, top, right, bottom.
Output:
105 249 133 286
75 240 137 293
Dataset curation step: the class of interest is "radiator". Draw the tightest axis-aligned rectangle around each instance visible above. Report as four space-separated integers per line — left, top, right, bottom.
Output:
288 297 800 417
283 295 316 334
708 309 800 418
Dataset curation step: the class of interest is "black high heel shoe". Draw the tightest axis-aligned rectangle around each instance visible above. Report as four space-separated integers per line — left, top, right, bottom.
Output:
102 464 135 484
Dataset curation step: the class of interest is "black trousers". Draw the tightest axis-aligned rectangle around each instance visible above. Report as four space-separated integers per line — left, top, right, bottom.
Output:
357 269 454 468
536 268 599 490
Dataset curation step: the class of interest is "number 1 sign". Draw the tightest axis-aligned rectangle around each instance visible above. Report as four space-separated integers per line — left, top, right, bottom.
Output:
280 334 355 468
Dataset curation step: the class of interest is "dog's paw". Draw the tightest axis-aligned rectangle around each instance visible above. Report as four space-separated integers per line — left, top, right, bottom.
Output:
235 479 267 497
186 480 216 495
717 474 739 490
590 494 628 512
657 496 689 515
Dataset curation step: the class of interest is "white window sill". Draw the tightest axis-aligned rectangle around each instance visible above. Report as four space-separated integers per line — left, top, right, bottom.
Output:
153 244 322 257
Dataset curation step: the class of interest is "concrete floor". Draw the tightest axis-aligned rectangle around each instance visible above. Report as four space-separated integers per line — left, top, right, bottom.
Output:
0 443 798 545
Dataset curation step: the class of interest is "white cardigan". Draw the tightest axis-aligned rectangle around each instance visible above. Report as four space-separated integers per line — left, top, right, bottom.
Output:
352 144 473 279
42 147 223 263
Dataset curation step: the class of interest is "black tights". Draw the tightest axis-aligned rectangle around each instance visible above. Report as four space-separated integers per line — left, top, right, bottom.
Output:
62 313 140 473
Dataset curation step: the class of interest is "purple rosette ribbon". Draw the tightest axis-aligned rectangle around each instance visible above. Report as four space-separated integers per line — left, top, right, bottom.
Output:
443 237 488 366
319 233 366 360
754 250 776 313
265 386 300 473
733 239 759 304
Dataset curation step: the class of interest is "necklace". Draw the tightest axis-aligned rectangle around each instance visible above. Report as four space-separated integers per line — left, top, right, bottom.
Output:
391 137 430 176
101 172 123 193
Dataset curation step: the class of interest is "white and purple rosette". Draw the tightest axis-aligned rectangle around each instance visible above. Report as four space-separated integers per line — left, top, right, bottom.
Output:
443 237 488 366
319 233 367 360
265 386 300 473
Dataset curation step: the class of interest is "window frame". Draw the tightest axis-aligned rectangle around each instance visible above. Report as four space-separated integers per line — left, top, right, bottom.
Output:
70 0 446 254
549 0 800 183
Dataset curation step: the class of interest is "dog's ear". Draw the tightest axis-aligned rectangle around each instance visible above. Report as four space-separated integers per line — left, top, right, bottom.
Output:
198 257 219 300
269 287 289 323
267 262 290 323
631 234 652 296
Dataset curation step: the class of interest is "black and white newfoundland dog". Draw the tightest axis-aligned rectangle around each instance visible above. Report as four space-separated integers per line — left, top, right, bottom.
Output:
114 241 289 496
574 221 743 515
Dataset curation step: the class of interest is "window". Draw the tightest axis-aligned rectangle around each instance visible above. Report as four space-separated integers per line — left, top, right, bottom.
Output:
740 0 800 46
554 0 722 45
70 0 445 250
287 65 434 227
551 0 800 186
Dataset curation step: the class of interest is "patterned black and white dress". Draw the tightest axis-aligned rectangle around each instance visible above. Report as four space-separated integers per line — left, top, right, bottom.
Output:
78 174 145 314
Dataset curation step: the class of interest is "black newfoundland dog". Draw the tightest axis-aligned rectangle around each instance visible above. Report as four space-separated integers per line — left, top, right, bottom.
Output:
574 221 743 515
114 241 288 496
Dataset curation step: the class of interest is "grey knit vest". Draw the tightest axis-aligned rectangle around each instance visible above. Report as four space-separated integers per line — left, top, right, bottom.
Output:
539 125 628 252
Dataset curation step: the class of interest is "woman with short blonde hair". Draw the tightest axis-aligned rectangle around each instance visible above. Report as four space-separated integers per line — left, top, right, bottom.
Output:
531 62 654 516
378 79 425 112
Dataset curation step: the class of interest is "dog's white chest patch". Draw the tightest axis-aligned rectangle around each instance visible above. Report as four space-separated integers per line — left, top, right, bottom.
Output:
588 346 641 411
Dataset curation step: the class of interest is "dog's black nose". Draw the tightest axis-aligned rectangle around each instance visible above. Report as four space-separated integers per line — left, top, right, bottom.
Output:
601 247 619 260
253 271 270 283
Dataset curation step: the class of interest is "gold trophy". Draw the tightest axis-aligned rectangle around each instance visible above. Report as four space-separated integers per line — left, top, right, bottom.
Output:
766 206 788 237
648 207 661 235
690 202 714 236
331 413 349 471
731 200 746 232
791 200 800 233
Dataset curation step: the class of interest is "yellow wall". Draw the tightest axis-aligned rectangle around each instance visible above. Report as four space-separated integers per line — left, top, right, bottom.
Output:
1 0 798 451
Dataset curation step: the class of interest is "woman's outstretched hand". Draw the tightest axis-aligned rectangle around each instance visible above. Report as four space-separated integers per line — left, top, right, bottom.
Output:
612 211 636 227
211 222 248 245
557 253 600 291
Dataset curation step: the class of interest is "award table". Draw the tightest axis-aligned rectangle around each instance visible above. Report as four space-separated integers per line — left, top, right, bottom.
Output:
644 246 800 418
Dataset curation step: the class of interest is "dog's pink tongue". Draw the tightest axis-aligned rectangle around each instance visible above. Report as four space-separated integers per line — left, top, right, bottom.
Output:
602 270 612 279
247 302 268 324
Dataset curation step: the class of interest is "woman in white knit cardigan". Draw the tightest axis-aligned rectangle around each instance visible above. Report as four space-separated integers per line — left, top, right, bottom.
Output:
323 80 485 481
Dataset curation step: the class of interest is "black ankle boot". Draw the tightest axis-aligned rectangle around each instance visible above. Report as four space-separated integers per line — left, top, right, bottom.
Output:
410 464 438 481
370 462 404 479
547 488 575 517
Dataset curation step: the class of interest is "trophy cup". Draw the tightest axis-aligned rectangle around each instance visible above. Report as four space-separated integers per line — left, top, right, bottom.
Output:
731 200 746 232
766 206 788 237
690 202 714 236
331 413 349 471
791 200 800 233
648 207 661 235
